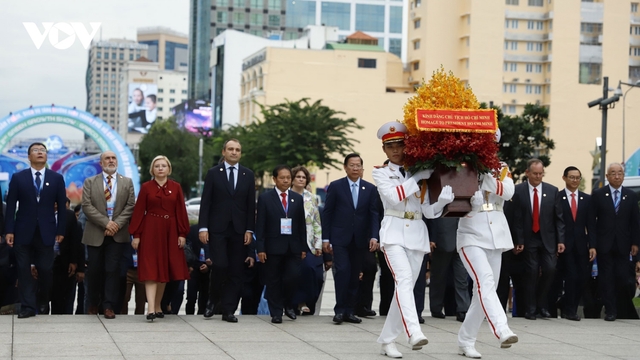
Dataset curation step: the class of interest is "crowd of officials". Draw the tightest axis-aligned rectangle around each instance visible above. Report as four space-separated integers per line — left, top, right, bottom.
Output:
1 135 639 354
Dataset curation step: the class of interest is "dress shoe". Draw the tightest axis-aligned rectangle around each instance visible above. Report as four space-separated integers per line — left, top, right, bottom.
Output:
458 346 482 358
222 313 238 323
333 313 344 324
344 314 362 323
408 333 428 350
565 313 581 321
418 316 425 324
604 314 616 321
271 315 282 324
87 306 98 315
17 310 36 319
356 308 376 317
431 312 445 319
456 312 466 322
284 308 297 320
380 342 402 358
104 308 116 319
146 313 156 322
524 312 536 320
203 301 215 318
155 312 165 319
499 329 518 349
538 308 551 319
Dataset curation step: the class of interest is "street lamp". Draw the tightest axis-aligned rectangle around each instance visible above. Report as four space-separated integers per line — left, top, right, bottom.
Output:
587 76 620 188
613 80 640 164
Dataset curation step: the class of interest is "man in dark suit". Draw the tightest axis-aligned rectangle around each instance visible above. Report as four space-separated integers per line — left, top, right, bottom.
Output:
5 142 67 319
49 198 83 314
426 217 470 322
322 153 380 324
255 165 307 323
556 166 596 321
511 158 565 320
588 162 640 321
199 139 256 322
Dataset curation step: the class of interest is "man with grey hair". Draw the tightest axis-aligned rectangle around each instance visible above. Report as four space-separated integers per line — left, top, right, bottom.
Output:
588 162 640 321
81 151 135 319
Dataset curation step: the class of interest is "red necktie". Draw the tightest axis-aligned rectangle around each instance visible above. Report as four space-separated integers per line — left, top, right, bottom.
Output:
281 192 287 210
570 193 577 221
532 188 540 233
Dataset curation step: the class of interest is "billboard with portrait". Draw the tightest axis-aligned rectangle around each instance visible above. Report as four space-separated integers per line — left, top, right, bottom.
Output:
128 83 158 134
172 100 213 135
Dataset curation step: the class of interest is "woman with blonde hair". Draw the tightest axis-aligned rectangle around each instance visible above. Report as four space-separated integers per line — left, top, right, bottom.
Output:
130 155 190 321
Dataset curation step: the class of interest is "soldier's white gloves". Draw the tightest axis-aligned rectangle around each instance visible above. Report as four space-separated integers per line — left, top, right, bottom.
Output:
410 169 433 182
470 191 484 207
433 185 455 214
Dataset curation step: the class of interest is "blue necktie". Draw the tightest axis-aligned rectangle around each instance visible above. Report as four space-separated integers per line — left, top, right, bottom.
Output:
35 171 42 197
614 190 620 214
351 183 358 208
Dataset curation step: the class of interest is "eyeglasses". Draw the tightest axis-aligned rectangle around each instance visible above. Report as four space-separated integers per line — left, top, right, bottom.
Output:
31 148 47 154
347 165 363 169
567 176 581 181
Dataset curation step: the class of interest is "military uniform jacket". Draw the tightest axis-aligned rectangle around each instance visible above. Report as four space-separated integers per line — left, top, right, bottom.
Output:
372 163 443 252
457 165 514 252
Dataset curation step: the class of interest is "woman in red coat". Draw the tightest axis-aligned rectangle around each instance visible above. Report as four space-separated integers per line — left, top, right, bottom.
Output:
130 155 190 321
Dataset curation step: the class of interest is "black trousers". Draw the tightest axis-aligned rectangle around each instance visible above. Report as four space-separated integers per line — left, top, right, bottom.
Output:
87 236 125 310
598 247 636 317
13 227 54 314
208 224 245 314
50 258 76 314
332 240 364 315
264 251 301 317
523 235 557 314
240 261 265 315
186 267 210 315
558 248 590 317
497 250 527 317
355 250 378 313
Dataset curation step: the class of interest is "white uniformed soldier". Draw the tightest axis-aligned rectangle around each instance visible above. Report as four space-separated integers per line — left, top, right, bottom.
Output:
456 129 519 358
373 121 454 358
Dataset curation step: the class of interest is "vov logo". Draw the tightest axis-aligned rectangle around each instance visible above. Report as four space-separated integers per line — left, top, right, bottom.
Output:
23 22 101 50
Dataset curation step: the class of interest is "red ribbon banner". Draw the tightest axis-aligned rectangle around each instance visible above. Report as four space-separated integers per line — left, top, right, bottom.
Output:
415 109 497 133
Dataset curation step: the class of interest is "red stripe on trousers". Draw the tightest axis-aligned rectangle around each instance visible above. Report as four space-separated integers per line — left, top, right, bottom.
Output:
460 247 500 339
383 249 411 338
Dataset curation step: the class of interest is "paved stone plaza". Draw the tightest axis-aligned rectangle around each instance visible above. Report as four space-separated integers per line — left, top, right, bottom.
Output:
1 313 639 360
2 271 639 359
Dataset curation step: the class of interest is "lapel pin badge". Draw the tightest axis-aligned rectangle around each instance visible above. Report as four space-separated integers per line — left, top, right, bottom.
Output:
362 186 365 190
580 196 584 200
45 182 49 186
543 193 546 197
606 193 609 197
219 168 223 171
562 196 566 200
291 199 294 202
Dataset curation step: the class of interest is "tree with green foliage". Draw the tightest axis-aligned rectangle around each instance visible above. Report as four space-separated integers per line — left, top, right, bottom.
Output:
218 98 363 186
481 103 555 182
138 119 217 196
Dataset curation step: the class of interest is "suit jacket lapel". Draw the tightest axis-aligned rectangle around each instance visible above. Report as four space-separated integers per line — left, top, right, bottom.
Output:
522 184 533 217
274 189 286 217
95 174 107 211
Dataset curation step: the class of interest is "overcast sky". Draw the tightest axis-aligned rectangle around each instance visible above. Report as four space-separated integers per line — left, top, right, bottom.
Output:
0 0 189 139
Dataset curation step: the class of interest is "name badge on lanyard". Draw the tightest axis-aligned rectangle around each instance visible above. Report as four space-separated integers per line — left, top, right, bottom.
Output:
281 218 292 235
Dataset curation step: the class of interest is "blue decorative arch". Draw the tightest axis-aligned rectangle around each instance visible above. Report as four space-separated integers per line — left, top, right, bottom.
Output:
0 105 140 195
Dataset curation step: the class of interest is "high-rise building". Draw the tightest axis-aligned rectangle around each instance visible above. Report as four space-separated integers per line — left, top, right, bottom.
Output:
137 27 189 71
188 0 405 103
85 39 149 130
406 0 640 187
